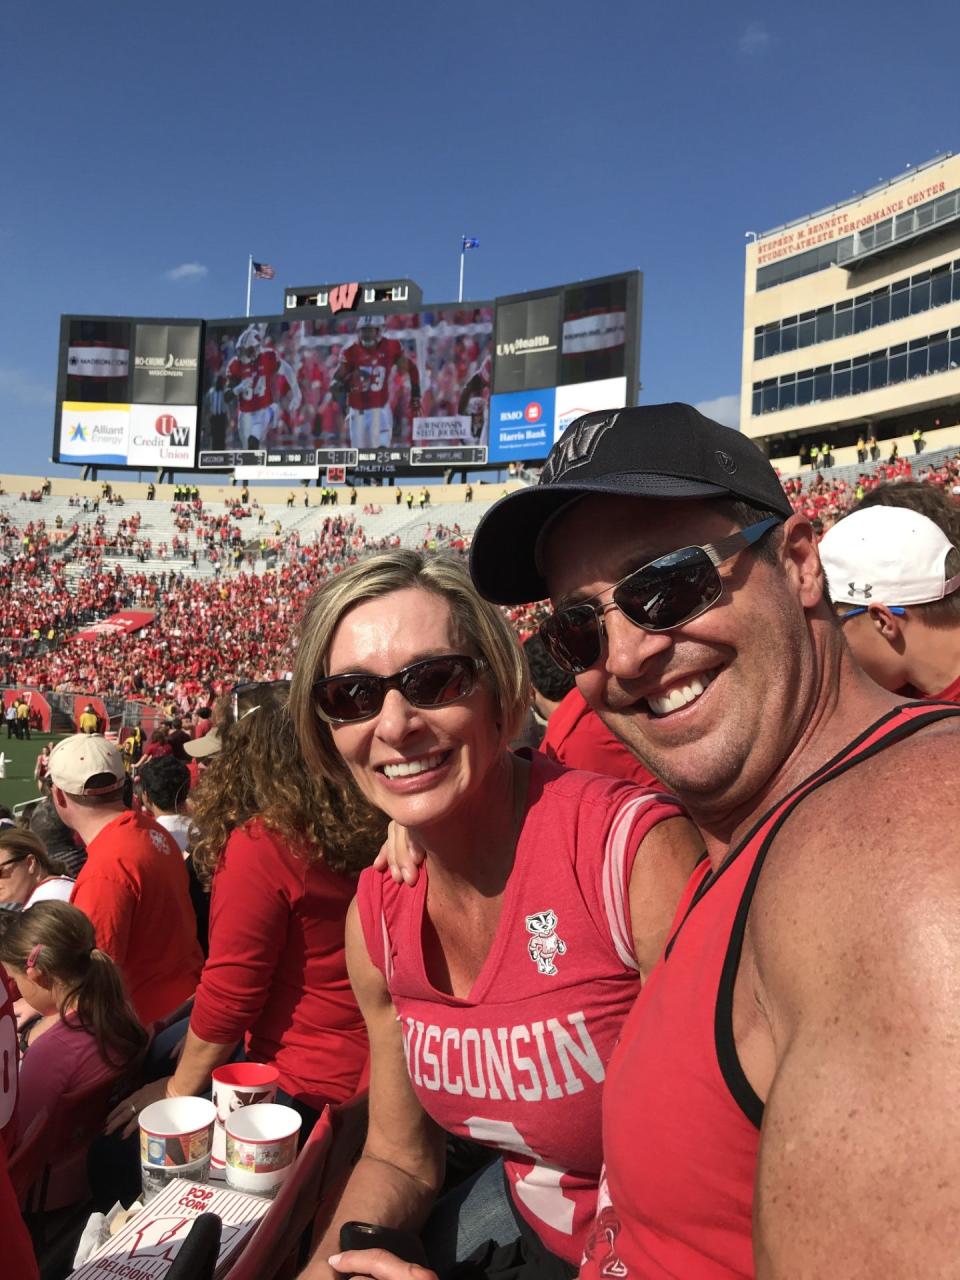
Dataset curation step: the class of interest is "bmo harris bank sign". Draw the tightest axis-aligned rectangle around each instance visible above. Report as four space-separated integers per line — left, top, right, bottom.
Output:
488 388 556 464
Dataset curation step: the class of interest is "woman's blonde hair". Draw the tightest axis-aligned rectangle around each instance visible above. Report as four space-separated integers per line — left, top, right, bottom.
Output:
290 550 530 784
190 681 385 886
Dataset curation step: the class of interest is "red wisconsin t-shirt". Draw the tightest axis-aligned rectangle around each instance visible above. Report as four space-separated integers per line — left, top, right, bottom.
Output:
190 820 368 1109
71 811 203 1026
541 689 660 788
357 754 684 1265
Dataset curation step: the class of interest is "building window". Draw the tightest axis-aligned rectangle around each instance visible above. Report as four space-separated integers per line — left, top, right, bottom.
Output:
750 325 960 414
756 184 960 291
752 257 960 361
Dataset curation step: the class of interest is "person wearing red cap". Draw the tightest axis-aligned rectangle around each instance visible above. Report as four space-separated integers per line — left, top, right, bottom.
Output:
47 735 202 1025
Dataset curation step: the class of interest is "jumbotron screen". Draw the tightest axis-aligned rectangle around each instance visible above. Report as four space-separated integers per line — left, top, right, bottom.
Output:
200 307 494 471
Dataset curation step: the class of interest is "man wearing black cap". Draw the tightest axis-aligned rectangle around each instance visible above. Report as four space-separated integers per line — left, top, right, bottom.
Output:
465 404 960 1277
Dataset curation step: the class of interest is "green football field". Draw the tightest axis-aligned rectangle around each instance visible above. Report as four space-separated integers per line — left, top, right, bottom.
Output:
0 732 60 813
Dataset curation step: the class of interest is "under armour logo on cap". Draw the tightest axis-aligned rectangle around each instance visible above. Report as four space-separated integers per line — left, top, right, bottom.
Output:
540 411 619 485
848 582 873 598
715 450 737 475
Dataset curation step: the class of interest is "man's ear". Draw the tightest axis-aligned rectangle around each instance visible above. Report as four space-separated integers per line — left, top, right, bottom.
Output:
867 604 907 643
780 514 825 610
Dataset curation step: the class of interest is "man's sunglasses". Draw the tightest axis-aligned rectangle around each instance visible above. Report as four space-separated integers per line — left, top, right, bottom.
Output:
838 605 906 623
314 655 487 725
540 517 782 674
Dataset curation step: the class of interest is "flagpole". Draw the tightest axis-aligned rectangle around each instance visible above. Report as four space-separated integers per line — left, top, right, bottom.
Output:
458 238 465 304
245 255 253 318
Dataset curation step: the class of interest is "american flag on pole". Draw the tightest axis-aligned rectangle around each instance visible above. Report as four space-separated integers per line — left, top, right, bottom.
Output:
252 262 275 280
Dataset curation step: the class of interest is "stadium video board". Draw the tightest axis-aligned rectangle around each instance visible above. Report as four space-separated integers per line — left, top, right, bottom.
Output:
54 317 202 468
487 271 642 464
53 272 640 476
198 307 494 474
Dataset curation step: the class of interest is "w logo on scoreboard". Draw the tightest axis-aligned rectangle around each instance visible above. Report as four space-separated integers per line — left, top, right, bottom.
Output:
328 282 360 314
154 414 191 447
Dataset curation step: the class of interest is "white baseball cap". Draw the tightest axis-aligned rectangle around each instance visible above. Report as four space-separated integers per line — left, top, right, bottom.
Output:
819 506 960 608
47 734 125 795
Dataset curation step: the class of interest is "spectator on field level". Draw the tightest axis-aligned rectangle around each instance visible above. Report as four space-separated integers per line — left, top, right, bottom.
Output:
0 901 148 1208
138 756 192 855
48 735 202 1025
4 704 16 739
0 829 74 910
34 742 53 791
108 681 383 1148
29 797 86 879
133 727 172 770
820 505 960 701
79 703 99 734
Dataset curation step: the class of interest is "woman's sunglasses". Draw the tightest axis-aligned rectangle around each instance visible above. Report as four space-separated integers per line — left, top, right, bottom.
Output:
314 655 487 725
540 517 781 674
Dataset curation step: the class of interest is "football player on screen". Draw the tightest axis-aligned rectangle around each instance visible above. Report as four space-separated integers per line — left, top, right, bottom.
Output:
457 350 492 440
330 315 421 449
224 326 301 450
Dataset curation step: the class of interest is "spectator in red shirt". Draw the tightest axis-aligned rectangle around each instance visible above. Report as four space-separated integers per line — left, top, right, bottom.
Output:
107 682 384 1139
525 634 661 786
47 735 203 1025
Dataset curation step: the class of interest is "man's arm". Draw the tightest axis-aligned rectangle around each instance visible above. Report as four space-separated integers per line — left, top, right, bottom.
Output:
299 900 445 1280
752 742 960 1276
627 814 703 981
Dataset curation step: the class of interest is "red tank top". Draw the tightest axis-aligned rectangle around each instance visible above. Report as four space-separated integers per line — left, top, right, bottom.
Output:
356 752 684 1264
582 703 960 1280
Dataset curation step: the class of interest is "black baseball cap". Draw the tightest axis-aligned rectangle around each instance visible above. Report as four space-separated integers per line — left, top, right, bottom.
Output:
470 402 792 605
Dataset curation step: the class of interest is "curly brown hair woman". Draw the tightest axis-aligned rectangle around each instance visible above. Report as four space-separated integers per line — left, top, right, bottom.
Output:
108 681 386 1141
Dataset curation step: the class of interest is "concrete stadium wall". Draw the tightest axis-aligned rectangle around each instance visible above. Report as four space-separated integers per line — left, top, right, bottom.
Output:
0 475 526 509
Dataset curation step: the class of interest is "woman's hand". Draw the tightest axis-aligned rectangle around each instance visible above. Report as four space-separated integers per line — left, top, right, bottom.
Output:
372 823 426 886
327 1250 437 1280
105 1076 175 1139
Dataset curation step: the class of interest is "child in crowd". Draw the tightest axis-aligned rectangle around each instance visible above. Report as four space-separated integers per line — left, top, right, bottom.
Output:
0 901 148 1207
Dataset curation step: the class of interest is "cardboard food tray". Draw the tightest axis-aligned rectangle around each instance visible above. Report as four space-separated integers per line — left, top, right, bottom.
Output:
69 1178 271 1278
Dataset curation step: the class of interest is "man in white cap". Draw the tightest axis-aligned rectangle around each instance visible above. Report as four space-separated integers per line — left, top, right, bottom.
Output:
47 735 202 1025
819 504 960 701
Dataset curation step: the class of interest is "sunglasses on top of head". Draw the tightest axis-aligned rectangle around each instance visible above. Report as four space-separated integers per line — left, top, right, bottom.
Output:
313 654 487 725
230 678 290 722
539 516 782 674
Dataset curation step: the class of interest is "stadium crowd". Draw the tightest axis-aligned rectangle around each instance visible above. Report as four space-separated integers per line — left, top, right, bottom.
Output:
3 407 960 1278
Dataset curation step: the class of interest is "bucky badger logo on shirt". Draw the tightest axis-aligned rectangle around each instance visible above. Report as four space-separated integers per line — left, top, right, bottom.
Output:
525 909 567 976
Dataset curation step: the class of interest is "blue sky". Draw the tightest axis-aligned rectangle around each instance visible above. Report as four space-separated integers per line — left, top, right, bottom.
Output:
3 0 958 476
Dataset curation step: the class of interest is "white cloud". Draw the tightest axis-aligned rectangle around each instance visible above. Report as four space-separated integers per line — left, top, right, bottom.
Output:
739 22 770 55
695 394 741 428
0 366 54 408
165 262 208 282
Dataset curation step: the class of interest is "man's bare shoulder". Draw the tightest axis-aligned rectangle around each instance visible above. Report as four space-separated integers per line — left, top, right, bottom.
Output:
751 711 960 995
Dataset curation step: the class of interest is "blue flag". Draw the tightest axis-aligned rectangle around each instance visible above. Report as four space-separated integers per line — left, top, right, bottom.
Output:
462 236 480 251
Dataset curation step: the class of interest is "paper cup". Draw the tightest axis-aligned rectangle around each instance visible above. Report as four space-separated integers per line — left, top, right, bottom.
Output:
141 1156 210 1203
139 1096 217 1169
211 1062 279 1171
225 1103 301 1196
